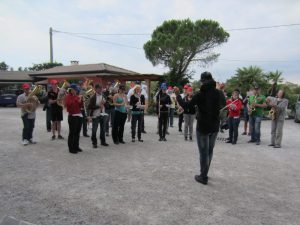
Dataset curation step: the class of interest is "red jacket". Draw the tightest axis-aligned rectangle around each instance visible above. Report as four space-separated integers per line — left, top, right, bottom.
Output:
226 98 242 118
65 93 83 115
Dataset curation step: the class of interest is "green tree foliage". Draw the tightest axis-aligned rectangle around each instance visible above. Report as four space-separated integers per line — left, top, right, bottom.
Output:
0 61 9 71
144 19 229 87
225 66 268 95
28 62 63 71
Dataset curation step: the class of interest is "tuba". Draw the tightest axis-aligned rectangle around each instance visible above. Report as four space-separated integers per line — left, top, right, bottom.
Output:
57 80 70 107
26 85 42 113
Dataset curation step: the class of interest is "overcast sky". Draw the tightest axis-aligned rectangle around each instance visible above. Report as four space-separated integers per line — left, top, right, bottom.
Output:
1 0 300 83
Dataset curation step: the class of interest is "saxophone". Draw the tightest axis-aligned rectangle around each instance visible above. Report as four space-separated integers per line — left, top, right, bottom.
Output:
26 85 42 113
248 95 257 115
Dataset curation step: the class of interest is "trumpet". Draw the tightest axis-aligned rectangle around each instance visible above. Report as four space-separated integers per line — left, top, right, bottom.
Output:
113 81 121 88
26 85 42 113
57 80 70 107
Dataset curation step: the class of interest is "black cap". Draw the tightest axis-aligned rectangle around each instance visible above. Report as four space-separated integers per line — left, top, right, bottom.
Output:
95 84 102 89
200 71 213 82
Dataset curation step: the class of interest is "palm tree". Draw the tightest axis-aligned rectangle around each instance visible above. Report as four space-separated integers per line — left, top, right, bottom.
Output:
266 70 284 96
226 66 268 95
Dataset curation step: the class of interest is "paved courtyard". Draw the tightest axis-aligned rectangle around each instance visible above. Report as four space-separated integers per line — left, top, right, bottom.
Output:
0 107 300 225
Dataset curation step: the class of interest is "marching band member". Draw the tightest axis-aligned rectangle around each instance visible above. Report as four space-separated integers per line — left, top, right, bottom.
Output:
79 80 90 137
129 85 145 142
167 86 176 128
16 83 38 146
175 72 225 185
182 87 196 141
103 82 115 136
112 84 128 144
247 86 267 145
226 90 242 144
88 84 109 148
242 89 253 136
268 90 288 148
178 85 189 132
157 83 171 141
140 83 148 133
48 79 64 140
65 84 83 154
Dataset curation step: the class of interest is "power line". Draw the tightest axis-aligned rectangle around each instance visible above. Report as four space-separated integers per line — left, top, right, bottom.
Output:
227 23 300 31
56 32 142 49
53 23 300 36
219 58 300 63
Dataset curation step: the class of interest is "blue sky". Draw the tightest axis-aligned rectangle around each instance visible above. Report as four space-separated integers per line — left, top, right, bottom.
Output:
1 0 300 84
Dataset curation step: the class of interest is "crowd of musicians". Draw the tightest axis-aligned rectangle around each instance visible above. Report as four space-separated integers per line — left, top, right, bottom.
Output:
16 71 289 185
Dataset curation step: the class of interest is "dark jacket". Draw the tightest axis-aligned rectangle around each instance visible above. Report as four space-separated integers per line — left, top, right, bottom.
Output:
177 80 225 134
156 92 171 114
181 95 196 114
88 93 105 117
130 94 145 112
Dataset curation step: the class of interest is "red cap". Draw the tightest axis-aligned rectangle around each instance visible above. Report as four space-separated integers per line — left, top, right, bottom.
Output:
187 87 193 92
183 84 190 89
168 86 173 91
50 79 58 85
22 83 30 89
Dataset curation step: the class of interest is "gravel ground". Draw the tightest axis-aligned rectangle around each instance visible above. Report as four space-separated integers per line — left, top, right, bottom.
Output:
0 107 300 225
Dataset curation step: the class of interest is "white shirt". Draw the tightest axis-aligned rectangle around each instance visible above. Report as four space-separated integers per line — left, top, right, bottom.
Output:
92 94 103 117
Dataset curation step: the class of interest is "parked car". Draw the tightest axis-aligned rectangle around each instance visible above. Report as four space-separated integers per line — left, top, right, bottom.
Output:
295 101 300 123
0 94 17 107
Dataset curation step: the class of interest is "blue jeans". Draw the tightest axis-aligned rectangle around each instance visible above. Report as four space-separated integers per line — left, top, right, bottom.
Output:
21 113 35 141
228 117 240 143
249 115 262 142
196 131 218 179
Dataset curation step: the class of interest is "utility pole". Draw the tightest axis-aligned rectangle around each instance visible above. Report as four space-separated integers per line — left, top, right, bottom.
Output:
49 27 53 63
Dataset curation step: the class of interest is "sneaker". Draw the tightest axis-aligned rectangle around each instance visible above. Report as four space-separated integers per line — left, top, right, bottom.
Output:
93 144 98 148
101 143 109 146
274 145 281 148
268 144 275 146
138 139 143 142
29 139 37 144
51 135 56 140
132 138 135 142
248 140 255 143
159 138 163 141
163 138 167 141
179 129 182 132
241 132 247 135
119 140 125 144
226 140 232 143
189 136 192 141
83 134 90 137
57 135 64 139
194 175 208 185
22 139 29 146
256 141 260 145
141 131 147 134
77 148 83 152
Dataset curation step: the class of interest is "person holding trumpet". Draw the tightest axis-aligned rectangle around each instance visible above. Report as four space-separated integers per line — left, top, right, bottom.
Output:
65 84 84 154
225 90 242 144
88 84 109 148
